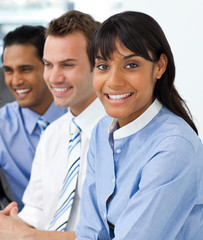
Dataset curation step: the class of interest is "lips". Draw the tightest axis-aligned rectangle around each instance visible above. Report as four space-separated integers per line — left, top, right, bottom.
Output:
107 93 132 101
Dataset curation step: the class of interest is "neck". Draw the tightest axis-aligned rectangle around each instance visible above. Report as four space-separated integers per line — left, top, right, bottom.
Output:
70 94 97 117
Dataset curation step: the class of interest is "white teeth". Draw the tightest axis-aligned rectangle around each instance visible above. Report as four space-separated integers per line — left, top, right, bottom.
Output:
108 93 131 100
16 89 30 94
54 88 68 92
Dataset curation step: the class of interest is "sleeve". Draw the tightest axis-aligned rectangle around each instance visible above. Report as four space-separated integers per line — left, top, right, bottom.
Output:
113 136 197 240
18 139 44 230
76 128 110 240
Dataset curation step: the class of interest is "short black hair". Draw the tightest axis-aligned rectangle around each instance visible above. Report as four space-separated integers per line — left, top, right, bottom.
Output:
2 25 46 61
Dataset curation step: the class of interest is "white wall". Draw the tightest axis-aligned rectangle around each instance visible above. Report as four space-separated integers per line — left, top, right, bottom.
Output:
75 0 203 140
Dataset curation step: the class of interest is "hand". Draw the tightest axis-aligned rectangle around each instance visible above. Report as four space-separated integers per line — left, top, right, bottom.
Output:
0 206 76 240
0 203 76 240
0 204 33 240
1 202 18 215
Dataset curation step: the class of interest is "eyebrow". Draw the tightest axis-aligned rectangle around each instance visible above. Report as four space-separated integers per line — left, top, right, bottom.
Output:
2 65 10 69
123 54 138 59
95 54 138 61
95 56 105 60
19 64 33 68
3 64 33 69
43 58 78 63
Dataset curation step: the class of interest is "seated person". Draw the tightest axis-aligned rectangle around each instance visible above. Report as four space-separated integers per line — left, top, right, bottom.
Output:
1 25 67 210
76 11 203 240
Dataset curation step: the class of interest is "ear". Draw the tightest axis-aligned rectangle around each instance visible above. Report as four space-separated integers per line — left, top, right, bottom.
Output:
154 53 168 79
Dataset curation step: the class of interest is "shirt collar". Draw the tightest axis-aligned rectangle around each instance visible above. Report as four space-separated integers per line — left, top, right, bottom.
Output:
109 99 163 140
41 101 67 123
21 107 41 134
69 98 106 139
21 101 62 134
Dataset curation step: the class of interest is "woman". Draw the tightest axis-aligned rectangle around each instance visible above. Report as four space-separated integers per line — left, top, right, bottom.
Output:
76 11 203 239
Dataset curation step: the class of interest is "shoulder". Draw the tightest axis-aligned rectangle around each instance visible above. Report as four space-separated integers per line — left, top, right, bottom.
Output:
158 107 197 137
0 101 19 117
93 115 112 133
90 115 113 145
147 107 201 151
0 101 20 127
48 111 70 127
34 112 70 161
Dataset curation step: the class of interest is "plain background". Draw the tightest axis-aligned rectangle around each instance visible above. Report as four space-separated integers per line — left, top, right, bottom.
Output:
74 0 203 141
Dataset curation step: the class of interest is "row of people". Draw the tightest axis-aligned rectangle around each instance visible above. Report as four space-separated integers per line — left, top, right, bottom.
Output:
0 9 203 240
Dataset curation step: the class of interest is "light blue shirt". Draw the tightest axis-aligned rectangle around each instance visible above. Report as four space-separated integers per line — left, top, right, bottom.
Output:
0 101 67 210
76 100 203 240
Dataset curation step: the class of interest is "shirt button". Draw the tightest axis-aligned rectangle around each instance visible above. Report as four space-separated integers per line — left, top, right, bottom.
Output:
104 212 106 219
112 177 115 184
116 149 121 154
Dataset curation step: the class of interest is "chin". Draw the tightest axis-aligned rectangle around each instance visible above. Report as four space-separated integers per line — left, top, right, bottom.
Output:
17 100 30 108
54 100 68 108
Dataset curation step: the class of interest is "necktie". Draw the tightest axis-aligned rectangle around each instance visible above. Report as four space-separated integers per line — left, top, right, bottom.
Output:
36 118 49 135
48 118 81 231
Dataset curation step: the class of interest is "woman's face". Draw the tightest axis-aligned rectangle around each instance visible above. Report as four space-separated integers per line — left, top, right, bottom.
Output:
93 40 167 127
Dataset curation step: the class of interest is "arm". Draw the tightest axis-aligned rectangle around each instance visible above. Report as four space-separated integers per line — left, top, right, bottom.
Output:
25 231 76 240
113 136 197 239
19 133 50 229
0 205 76 240
76 129 109 240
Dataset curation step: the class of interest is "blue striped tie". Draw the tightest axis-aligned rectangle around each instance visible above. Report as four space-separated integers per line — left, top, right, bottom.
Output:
48 118 81 231
36 118 49 135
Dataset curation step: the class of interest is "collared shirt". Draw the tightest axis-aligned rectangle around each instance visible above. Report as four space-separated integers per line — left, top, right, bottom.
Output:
0 101 67 210
19 98 106 231
76 99 203 240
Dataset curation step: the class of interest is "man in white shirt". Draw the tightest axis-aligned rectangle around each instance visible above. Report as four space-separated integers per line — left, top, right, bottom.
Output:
0 10 105 240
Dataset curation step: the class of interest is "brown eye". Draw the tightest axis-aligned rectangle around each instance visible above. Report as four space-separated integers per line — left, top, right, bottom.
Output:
97 64 109 70
3 68 13 74
21 67 33 73
126 63 137 69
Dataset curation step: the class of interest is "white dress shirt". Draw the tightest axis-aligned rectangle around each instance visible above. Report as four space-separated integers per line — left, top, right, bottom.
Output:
19 98 106 231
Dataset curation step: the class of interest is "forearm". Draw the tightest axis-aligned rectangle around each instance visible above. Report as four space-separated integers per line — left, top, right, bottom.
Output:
20 228 76 240
0 209 76 240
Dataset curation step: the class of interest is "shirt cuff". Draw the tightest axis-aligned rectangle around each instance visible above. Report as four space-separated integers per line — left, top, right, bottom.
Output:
19 205 44 230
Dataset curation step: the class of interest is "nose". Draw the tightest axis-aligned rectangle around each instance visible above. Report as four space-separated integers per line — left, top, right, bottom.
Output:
11 71 24 86
107 67 125 89
44 66 65 85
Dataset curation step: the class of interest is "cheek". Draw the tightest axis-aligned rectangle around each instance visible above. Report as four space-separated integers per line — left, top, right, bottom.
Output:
136 74 155 90
93 70 105 90
43 69 50 83
4 76 11 86
93 76 102 96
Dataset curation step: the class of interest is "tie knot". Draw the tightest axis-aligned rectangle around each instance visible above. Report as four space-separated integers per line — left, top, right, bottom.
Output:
70 118 81 136
68 118 81 154
37 118 49 134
